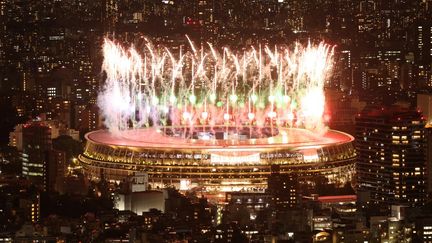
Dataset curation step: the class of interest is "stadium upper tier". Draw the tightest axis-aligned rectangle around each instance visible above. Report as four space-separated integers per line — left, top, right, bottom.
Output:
79 126 355 192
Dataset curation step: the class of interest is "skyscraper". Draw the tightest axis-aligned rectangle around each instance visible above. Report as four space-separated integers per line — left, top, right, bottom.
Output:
267 165 299 209
21 121 70 193
22 122 52 189
356 105 427 208
415 21 432 87
417 94 432 197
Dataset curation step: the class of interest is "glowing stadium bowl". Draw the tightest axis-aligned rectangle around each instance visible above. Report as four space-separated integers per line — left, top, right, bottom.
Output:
79 126 355 192
79 38 355 192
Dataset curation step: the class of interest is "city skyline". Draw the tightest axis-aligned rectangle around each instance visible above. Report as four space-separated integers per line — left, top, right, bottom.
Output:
0 0 432 242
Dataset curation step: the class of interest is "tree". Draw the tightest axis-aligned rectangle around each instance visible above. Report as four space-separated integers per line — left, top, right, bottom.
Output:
0 97 26 145
52 135 83 162
0 146 22 175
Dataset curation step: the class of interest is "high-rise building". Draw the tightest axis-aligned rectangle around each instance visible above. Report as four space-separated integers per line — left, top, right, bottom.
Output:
9 124 23 150
103 0 119 30
417 94 432 124
21 121 70 192
22 122 52 189
267 165 299 209
47 149 67 193
19 193 40 224
415 216 432 243
426 127 432 199
356 105 427 209
415 21 432 87
417 94 432 197
0 0 6 87
73 104 100 135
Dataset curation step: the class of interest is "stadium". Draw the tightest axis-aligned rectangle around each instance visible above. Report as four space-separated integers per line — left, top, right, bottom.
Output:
79 39 356 192
78 126 355 192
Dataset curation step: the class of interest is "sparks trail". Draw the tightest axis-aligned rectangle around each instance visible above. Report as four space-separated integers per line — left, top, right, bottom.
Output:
98 37 334 135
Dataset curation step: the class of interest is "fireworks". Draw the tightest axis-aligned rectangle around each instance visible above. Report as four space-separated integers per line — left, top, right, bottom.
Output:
98 37 334 135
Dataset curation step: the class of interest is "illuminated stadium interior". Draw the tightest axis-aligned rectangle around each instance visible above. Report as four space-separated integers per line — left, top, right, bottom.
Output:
79 126 355 192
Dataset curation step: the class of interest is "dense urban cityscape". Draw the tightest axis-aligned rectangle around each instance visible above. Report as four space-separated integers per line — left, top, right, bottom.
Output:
0 0 432 242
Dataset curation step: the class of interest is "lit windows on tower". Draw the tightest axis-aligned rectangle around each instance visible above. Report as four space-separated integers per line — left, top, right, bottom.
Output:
356 105 427 208
47 87 56 97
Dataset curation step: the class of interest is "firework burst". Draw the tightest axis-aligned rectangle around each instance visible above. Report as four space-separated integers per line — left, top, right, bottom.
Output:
98 37 334 135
